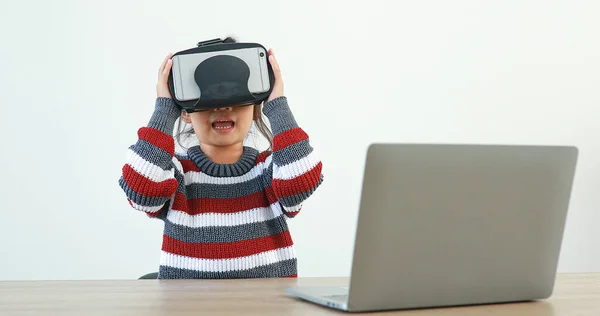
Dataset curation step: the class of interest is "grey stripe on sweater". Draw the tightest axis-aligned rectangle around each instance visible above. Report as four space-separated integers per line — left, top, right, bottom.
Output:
129 140 173 171
148 97 181 135
164 214 289 243
262 97 299 136
272 139 313 167
174 167 186 195
185 175 265 199
118 177 170 207
158 259 297 279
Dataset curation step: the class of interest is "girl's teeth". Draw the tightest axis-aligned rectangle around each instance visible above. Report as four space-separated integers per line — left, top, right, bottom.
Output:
212 120 234 130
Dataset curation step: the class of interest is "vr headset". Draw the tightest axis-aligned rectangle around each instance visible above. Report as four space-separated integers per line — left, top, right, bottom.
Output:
168 38 276 113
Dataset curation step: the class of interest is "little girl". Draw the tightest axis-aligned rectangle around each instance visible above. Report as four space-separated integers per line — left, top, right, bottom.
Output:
119 43 324 279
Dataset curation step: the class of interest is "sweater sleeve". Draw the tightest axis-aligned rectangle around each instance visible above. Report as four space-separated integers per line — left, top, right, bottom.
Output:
118 97 184 218
262 96 324 218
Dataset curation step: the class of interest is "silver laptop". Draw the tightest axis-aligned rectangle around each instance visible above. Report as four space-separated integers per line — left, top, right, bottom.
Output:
286 143 578 312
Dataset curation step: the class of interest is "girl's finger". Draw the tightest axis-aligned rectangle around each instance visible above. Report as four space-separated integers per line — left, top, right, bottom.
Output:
163 59 173 76
269 54 281 78
159 53 172 73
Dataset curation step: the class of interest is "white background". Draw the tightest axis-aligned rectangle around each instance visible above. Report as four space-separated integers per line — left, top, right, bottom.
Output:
0 0 599 280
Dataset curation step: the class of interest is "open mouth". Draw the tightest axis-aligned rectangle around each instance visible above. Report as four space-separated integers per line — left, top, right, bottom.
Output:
212 119 235 132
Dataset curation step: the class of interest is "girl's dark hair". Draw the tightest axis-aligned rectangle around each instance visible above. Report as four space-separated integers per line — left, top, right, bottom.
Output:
174 36 274 153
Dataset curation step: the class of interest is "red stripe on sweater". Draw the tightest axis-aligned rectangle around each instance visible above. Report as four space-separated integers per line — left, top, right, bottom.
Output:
284 210 300 217
122 164 178 198
255 151 270 165
272 128 308 152
272 162 322 198
180 159 200 173
187 191 270 215
264 185 278 205
162 231 294 259
284 274 298 278
138 127 175 156
171 192 189 213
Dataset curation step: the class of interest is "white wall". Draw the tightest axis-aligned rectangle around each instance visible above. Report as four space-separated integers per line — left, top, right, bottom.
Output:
1 0 599 280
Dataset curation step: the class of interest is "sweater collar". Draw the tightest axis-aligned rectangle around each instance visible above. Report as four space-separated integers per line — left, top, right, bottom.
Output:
187 145 259 177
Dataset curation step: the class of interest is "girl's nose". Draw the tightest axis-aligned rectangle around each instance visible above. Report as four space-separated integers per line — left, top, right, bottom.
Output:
213 106 232 111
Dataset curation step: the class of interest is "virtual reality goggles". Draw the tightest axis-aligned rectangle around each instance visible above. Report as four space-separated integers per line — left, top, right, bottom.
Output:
168 38 275 113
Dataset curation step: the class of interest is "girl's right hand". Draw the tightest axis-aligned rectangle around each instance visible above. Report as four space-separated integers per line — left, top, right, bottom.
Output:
157 53 173 99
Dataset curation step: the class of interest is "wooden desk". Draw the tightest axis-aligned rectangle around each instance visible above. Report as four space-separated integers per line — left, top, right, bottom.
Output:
1 273 599 315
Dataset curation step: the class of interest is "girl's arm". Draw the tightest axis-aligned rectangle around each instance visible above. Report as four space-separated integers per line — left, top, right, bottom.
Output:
118 97 184 218
263 96 324 218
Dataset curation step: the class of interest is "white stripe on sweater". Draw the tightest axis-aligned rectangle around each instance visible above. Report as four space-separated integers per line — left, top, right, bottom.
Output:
166 204 284 228
273 150 320 180
184 160 268 185
282 203 302 213
126 149 181 183
160 246 296 272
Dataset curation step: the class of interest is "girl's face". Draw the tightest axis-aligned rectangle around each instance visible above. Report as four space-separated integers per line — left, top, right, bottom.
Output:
182 104 255 148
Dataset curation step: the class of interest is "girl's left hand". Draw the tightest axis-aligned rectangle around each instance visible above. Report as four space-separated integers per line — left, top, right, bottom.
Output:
267 49 284 102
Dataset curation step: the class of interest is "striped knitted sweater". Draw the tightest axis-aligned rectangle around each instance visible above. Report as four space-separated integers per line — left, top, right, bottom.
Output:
119 96 323 279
